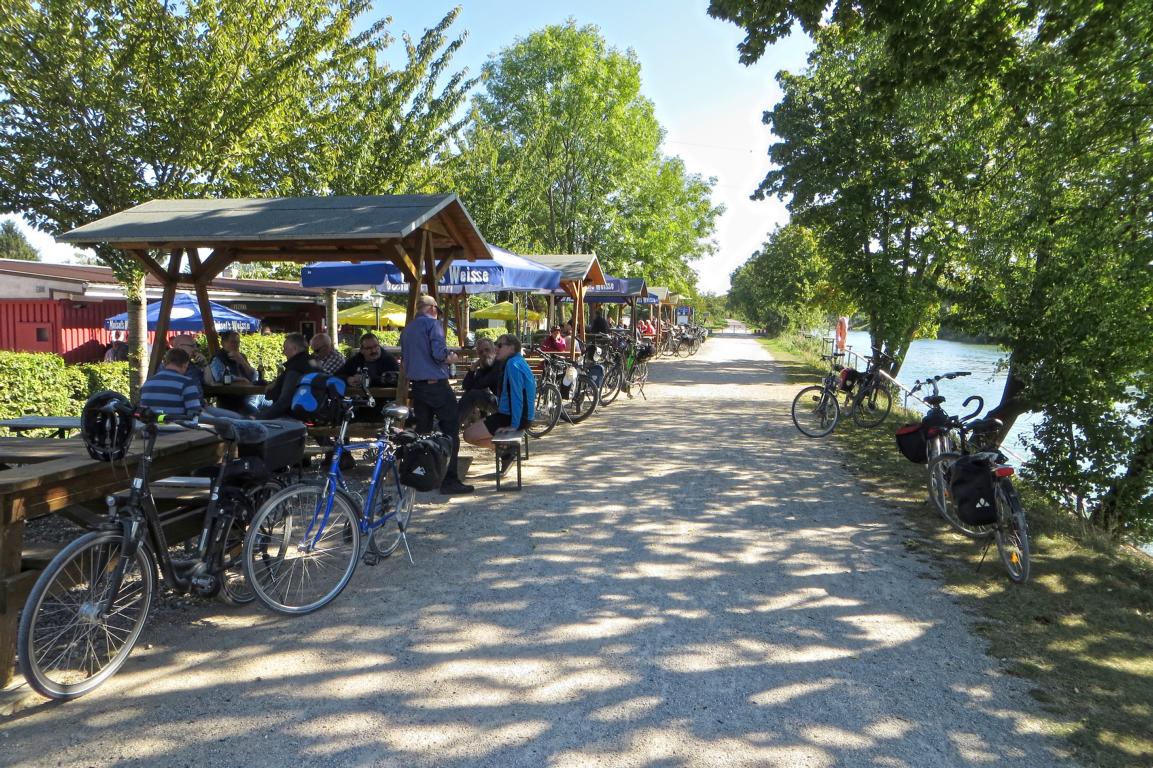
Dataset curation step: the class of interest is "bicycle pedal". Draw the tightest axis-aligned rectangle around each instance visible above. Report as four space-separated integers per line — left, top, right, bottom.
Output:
362 552 380 567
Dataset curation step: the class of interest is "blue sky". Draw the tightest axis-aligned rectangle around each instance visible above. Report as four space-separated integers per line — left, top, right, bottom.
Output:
5 1 811 294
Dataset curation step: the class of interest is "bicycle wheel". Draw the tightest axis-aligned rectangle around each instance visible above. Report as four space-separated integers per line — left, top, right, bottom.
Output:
216 492 257 605
600 362 623 405
243 483 361 615
927 452 995 539
851 383 893 428
790 385 840 438
367 462 416 560
995 480 1031 583
564 373 600 423
18 530 156 700
527 382 562 438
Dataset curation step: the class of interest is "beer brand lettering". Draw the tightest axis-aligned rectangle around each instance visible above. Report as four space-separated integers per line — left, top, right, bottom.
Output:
448 265 492 284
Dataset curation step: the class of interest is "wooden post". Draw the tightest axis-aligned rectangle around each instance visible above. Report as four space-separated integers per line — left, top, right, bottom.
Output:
324 288 339 339
0 495 26 686
148 248 184 376
193 281 220 356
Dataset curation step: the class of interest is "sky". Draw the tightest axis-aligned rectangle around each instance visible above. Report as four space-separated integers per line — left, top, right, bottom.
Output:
2 0 812 294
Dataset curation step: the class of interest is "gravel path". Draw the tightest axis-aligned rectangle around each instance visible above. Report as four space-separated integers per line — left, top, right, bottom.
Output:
0 331 1078 767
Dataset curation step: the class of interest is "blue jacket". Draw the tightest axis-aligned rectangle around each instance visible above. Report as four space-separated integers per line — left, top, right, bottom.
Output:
498 354 536 429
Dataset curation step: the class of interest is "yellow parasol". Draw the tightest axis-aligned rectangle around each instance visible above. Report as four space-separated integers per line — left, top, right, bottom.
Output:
472 300 542 322
338 301 408 328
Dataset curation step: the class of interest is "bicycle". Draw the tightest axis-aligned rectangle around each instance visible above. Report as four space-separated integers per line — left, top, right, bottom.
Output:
843 353 895 428
18 395 303 700
539 351 600 424
242 398 417 615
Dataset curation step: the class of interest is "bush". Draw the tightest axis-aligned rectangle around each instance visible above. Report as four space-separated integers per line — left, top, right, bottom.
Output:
0 351 85 432
73 362 131 399
474 328 502 343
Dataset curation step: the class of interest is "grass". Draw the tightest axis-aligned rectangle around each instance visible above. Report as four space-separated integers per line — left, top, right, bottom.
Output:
761 334 1153 768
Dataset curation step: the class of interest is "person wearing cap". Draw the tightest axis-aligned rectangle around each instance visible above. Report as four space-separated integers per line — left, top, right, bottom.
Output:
399 295 473 495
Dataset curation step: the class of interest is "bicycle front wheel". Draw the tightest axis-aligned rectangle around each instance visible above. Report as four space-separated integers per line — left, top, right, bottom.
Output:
600 363 623 405
564 374 600 423
851 383 893 428
791 386 840 438
527 382 562 438
18 530 156 700
995 480 1031 583
243 484 361 615
367 463 416 560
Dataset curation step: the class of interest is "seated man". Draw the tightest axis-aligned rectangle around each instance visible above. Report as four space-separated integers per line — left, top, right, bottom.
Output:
457 337 502 426
561 323 582 356
539 326 567 353
139 348 202 420
257 333 313 419
334 333 399 391
170 334 209 390
310 332 346 374
463 334 536 476
209 330 258 415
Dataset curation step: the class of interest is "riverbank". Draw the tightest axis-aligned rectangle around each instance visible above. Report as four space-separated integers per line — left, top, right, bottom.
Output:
762 334 1153 768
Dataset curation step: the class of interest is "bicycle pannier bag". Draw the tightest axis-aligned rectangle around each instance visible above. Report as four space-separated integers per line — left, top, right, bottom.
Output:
895 423 928 464
290 373 346 423
635 342 655 362
839 368 861 392
949 454 997 526
397 432 451 491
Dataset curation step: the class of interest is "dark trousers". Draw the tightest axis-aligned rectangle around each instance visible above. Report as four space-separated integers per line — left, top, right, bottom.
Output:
411 380 462 482
457 388 498 425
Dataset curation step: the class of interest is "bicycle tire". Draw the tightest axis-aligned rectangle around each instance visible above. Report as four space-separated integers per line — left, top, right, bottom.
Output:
995 480 1031 583
926 452 995 539
790 385 840 438
243 483 361 615
18 530 156 700
564 373 600 423
216 493 257 605
851 382 893 428
367 462 415 559
600 362 623 405
527 382 562 438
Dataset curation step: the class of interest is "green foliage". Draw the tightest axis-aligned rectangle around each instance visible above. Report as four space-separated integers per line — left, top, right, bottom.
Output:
72 362 131 400
474 328 502 343
729 224 836 334
0 352 81 429
0 220 38 260
449 22 721 295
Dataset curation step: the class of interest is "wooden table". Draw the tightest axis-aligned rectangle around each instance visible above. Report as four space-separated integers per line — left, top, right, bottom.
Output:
203 384 397 401
0 416 82 438
0 437 86 466
0 428 224 687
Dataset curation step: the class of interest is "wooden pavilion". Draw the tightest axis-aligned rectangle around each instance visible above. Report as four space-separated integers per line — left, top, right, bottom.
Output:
58 195 491 374
525 254 607 351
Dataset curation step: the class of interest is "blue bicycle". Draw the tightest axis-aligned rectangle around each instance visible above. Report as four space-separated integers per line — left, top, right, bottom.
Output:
242 399 415 614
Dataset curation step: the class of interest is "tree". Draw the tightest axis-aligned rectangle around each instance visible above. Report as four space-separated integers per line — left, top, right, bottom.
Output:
729 224 834 334
450 22 721 295
0 221 38 260
0 1 472 392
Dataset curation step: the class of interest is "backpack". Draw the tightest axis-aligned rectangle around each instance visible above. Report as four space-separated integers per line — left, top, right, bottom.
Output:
949 454 998 525
290 373 346 423
396 432 452 491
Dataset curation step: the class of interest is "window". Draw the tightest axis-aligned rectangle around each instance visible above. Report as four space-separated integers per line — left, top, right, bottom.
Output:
35 327 49 343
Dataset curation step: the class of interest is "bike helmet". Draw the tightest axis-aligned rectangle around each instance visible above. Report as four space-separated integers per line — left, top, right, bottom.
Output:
81 390 135 462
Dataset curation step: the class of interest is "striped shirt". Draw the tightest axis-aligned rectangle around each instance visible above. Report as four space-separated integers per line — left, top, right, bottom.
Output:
139 368 202 419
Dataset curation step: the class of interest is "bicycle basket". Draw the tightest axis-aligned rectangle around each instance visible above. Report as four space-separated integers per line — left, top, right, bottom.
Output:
397 431 451 492
82 390 135 462
949 454 997 525
894 423 928 464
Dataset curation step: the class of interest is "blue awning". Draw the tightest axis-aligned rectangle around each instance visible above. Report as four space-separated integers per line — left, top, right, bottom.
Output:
103 292 260 332
300 245 561 293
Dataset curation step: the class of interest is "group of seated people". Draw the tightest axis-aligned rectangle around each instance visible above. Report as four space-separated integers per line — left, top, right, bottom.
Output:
140 324 537 481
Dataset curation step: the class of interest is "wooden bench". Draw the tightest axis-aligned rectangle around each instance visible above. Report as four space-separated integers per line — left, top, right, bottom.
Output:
491 429 529 491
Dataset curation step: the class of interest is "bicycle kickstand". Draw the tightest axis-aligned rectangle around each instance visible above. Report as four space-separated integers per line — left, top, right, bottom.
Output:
399 523 414 566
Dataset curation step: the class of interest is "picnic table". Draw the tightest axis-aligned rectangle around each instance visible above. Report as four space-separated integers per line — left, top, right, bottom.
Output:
0 416 83 439
0 428 225 687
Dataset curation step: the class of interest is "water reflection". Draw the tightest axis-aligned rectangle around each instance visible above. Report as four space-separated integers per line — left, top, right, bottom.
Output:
844 331 1040 459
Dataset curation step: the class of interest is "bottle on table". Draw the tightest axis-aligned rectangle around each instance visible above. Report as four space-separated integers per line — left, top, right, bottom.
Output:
256 363 265 383
222 368 233 385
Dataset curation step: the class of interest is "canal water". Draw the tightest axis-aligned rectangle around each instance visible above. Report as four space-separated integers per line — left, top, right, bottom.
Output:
843 330 1040 461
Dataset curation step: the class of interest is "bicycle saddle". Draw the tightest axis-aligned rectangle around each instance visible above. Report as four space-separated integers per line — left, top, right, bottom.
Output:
384 404 410 422
967 417 1003 434
923 395 946 406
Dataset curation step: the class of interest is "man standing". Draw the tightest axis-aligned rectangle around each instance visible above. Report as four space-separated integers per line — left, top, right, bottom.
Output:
400 295 472 494
310 332 346 374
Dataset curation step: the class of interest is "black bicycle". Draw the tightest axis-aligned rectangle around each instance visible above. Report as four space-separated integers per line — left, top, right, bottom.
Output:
17 394 303 700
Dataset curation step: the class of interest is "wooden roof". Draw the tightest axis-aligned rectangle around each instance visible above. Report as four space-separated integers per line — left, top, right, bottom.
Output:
526 254 607 286
58 194 491 264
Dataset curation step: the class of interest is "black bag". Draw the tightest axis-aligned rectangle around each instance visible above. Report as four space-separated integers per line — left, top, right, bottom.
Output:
839 368 861 392
635 342 655 362
397 432 451 491
895 423 928 464
949 454 997 525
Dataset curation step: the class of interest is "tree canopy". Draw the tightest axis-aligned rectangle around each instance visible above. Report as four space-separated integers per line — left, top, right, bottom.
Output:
0 221 39 261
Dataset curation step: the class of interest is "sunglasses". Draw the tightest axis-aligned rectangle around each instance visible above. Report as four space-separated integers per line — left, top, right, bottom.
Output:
496 341 509 348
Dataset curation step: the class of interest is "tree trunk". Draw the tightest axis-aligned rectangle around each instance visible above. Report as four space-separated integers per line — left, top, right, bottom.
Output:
126 271 148 400
987 348 1032 441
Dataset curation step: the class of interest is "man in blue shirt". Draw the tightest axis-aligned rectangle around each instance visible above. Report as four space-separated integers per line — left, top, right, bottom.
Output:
139 348 202 420
400 295 472 494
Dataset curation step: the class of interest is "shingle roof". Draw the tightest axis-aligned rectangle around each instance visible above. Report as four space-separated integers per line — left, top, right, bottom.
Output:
524 254 606 286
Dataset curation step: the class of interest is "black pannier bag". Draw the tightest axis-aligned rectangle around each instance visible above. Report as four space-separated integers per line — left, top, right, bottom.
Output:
635 342 655 362
949 454 997 525
895 423 928 464
396 432 451 491
238 420 307 472
839 367 861 392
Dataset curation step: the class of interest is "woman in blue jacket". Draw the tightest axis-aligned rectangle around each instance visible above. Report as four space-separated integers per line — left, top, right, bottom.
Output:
463 334 535 473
